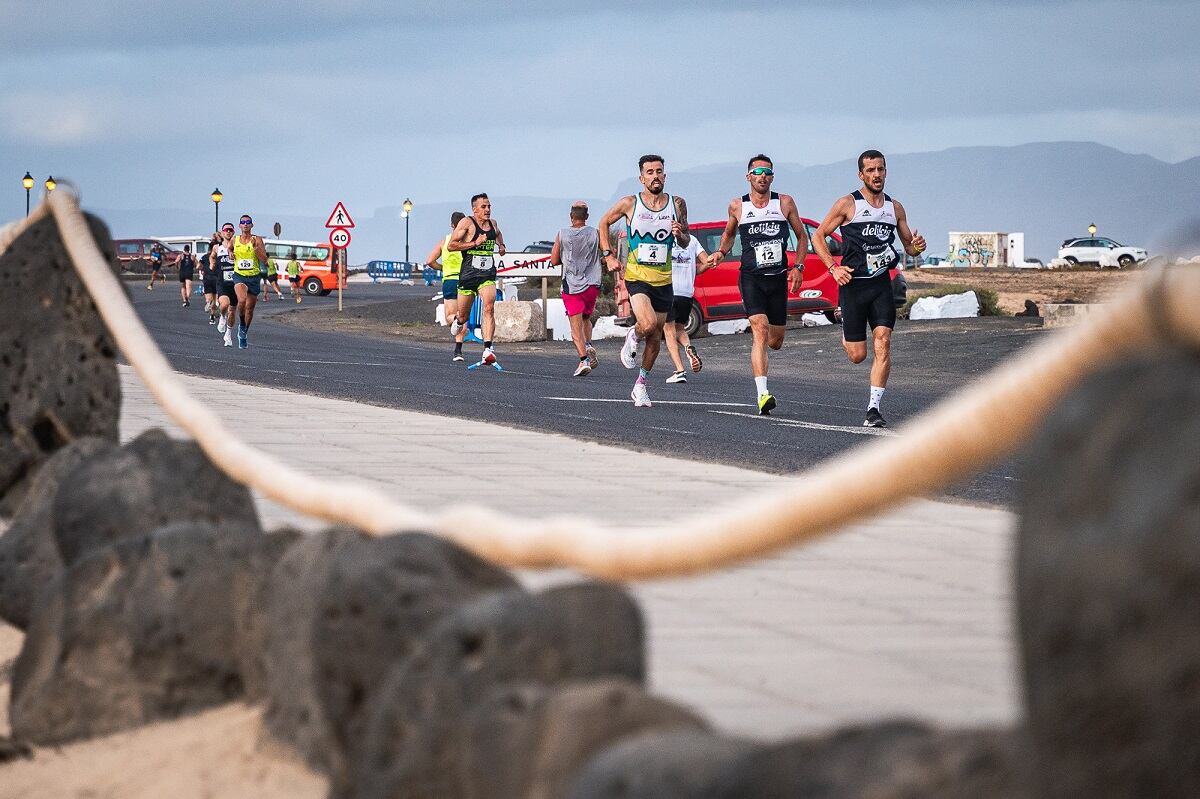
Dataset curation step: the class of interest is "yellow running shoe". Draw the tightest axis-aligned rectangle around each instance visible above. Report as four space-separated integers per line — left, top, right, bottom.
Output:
757 393 777 416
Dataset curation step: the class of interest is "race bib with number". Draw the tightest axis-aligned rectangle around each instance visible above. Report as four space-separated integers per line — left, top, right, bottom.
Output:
222 269 234 281
636 243 668 265
237 258 255 272
473 255 495 271
865 249 895 273
754 241 784 267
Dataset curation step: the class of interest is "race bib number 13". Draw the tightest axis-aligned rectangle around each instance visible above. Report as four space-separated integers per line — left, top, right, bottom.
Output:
636 243 667 265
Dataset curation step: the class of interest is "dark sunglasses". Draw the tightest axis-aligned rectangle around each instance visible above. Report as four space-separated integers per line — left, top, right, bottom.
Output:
239 219 253 225
749 167 774 176
221 226 234 232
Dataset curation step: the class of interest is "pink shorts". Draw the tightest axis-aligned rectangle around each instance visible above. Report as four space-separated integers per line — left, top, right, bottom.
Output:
562 285 599 317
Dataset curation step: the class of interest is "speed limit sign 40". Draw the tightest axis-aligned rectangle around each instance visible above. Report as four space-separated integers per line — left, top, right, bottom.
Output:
329 227 351 249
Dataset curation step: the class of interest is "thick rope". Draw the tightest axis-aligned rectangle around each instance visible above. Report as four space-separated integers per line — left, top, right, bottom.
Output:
7 192 1200 579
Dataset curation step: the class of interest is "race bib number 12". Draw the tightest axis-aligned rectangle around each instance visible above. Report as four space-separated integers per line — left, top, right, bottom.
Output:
754 241 783 267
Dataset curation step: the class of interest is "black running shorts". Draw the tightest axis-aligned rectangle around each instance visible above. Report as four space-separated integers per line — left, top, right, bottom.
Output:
666 295 693 324
839 272 895 342
202 276 219 294
626 280 673 314
219 279 238 306
738 271 789 326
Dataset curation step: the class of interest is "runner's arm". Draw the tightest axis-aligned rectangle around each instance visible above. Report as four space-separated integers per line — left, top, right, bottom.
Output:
893 200 926 256
550 233 562 266
814 196 854 286
253 236 271 265
424 241 444 269
445 217 477 252
781 194 809 291
597 197 633 272
494 224 506 256
710 198 740 265
672 195 691 248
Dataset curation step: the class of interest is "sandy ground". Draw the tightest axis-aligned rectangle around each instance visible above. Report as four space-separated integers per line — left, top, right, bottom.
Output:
0 619 326 799
905 266 1138 314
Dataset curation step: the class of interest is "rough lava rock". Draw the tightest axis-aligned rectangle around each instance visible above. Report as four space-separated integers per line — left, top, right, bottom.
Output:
0 211 121 514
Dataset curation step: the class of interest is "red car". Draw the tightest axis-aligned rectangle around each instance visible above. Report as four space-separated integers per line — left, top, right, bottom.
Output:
676 219 906 336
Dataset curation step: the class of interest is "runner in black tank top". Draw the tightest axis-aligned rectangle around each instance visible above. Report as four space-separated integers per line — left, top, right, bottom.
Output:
812 150 926 428
709 155 809 416
446 193 507 367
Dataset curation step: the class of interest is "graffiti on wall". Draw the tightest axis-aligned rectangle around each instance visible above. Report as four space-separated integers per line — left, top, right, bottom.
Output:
950 234 994 268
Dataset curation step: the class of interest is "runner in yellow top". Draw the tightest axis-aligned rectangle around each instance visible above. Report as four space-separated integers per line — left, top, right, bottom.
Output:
598 154 691 408
424 211 467 361
285 251 302 304
231 214 271 349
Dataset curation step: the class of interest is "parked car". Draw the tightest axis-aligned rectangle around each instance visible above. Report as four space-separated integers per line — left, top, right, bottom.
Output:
1013 257 1046 269
1057 237 1147 268
522 240 554 254
682 219 906 337
112 239 184 272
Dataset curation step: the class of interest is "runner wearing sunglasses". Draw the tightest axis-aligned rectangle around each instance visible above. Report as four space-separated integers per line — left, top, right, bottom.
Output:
710 155 809 415
214 223 238 347
231 215 271 349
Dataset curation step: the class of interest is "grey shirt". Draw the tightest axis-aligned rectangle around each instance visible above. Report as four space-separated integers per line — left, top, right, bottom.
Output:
559 225 601 294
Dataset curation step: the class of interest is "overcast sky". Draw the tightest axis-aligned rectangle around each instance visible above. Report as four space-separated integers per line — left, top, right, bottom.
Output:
2 0 1197 223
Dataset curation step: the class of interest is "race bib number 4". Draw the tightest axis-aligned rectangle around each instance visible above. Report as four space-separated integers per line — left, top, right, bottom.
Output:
754 241 784 267
636 243 668 265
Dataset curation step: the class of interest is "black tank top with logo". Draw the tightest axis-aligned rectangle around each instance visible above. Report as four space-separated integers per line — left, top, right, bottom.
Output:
839 190 899 279
737 192 790 276
460 219 498 284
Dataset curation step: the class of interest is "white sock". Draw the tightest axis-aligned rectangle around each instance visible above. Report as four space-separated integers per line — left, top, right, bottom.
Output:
755 376 768 396
869 386 886 410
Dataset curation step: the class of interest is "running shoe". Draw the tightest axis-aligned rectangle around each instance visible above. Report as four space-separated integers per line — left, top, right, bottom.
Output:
585 344 599 370
686 344 702 373
482 347 496 365
863 407 887 428
573 360 592 377
237 325 248 350
665 371 687 384
452 352 465 363
620 327 639 369
450 316 464 336
209 315 216 325
217 316 228 334
757 393 777 416
223 329 233 347
631 382 652 407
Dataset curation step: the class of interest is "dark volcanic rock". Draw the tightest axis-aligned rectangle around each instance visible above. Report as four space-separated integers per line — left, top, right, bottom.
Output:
1017 349 1200 798
464 679 708 799
0 211 121 514
10 521 293 744
0 437 115 629
347 582 644 799
252 528 518 784
566 730 758 799
52 428 261 565
700 721 1022 799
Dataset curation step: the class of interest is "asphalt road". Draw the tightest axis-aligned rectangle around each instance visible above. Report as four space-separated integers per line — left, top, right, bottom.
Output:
128 281 1045 507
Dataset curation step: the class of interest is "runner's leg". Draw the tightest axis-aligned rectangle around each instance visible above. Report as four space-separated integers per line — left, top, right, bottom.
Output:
664 321 686 374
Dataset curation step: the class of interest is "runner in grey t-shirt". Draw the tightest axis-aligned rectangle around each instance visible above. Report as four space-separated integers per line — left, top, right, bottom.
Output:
551 201 602 376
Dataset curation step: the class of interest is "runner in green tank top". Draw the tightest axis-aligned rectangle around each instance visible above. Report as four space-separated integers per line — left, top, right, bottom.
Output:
425 211 468 361
446 194 507 368
231 214 271 349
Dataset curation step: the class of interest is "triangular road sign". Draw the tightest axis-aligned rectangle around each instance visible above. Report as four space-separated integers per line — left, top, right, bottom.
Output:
325 202 355 229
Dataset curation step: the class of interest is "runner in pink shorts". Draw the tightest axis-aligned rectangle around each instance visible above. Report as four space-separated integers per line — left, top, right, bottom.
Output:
551 201 602 377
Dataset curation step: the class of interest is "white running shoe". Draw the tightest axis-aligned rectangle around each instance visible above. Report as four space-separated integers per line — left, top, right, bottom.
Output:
223 329 233 347
631 382 652 407
217 316 228 334
482 347 497 365
586 344 598 370
450 316 464 336
573 360 592 377
620 327 639 369
665 371 687 384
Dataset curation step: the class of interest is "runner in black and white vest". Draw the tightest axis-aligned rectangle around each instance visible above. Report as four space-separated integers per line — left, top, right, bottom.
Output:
813 149 926 428
710 154 809 416
446 193 507 368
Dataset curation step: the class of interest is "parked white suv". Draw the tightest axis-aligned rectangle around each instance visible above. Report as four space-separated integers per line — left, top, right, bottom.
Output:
1057 237 1148 268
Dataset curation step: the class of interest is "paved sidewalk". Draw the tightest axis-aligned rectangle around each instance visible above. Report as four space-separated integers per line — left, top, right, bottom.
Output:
120 365 1019 738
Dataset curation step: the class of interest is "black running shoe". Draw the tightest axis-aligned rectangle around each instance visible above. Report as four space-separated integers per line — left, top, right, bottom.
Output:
863 407 887 428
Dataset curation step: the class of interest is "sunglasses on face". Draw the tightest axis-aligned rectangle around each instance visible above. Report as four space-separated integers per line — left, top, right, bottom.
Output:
749 167 774 176
239 220 252 226
221 227 234 233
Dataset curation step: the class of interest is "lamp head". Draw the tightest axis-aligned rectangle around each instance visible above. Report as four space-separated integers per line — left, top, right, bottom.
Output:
44 176 56 192
212 188 223 204
1088 223 1097 236
22 172 34 190
402 198 413 214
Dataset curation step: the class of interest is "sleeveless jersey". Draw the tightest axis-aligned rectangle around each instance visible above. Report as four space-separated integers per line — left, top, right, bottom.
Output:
233 236 260 277
440 234 463 280
839 190 899 279
737 192 789 276
214 244 235 282
624 192 675 287
459 218 498 284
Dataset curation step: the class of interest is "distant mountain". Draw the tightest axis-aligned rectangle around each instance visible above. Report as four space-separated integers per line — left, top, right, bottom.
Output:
93 143 1200 262
612 142 1200 259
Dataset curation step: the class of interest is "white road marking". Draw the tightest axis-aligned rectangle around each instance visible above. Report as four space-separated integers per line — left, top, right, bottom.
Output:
705 409 896 437
287 359 388 366
648 426 698 435
544 396 752 408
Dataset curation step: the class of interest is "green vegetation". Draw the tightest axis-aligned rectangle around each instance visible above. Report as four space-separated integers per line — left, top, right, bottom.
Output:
900 284 1002 318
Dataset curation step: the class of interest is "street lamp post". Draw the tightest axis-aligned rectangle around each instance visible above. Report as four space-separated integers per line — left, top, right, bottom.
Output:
211 188 223 231
402 198 413 264
44 176 56 193
22 172 34 216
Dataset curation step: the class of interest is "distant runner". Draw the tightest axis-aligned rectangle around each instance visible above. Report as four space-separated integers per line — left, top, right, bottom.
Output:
177 244 195 308
710 154 809 414
447 194 506 368
424 211 467 362
663 233 710 383
598 154 691 408
551 200 601 377
231 214 272 350
146 243 165 290
813 149 925 427
285 250 302 303
200 233 221 323
214 223 238 347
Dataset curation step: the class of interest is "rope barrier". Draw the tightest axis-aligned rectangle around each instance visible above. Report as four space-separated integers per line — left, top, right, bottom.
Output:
5 191 1199 579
